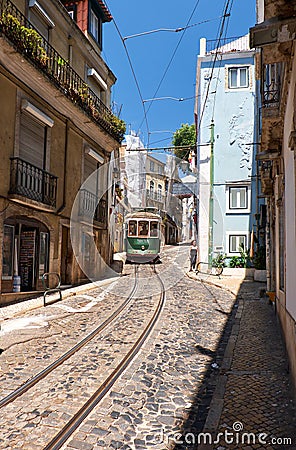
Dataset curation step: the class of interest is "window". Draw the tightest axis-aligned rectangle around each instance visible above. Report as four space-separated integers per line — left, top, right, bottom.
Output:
139 221 149 236
150 161 155 172
20 112 46 169
28 1 55 39
89 5 102 47
229 234 247 253
229 187 248 209
228 67 249 89
150 180 155 197
157 184 162 201
128 221 137 236
2 225 14 279
19 100 54 169
226 184 250 213
150 221 159 237
66 6 76 21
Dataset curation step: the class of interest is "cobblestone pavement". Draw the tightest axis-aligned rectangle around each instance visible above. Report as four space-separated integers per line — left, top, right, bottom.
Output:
0 245 295 450
188 273 296 450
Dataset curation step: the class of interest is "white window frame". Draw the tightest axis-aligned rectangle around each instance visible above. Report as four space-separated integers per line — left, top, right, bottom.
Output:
226 232 248 255
89 7 102 45
225 65 252 91
229 66 249 89
226 184 251 213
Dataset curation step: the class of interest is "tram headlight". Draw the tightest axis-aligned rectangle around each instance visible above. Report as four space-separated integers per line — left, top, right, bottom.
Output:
141 245 145 250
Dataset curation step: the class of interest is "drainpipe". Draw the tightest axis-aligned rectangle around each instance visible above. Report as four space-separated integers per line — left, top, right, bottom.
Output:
208 120 215 267
57 119 69 214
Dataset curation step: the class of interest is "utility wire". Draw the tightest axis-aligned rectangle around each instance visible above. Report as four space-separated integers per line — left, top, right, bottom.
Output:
104 1 150 139
210 0 233 122
197 0 233 134
138 0 202 143
123 14 229 40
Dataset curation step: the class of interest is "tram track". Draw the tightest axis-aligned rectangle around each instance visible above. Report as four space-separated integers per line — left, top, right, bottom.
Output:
44 267 165 449
0 265 140 409
0 265 166 450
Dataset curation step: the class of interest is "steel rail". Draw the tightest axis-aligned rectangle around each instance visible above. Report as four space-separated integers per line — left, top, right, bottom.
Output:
0 265 139 409
44 268 166 450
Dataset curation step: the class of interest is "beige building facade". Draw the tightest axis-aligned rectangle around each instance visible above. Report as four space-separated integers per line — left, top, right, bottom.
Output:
0 0 124 303
250 0 296 391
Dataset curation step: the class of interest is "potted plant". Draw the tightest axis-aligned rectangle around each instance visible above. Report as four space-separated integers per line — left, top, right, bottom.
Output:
253 246 267 282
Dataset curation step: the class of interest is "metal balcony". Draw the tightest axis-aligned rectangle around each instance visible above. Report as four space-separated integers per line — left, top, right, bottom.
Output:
0 0 124 142
79 189 107 224
9 157 57 207
262 63 283 109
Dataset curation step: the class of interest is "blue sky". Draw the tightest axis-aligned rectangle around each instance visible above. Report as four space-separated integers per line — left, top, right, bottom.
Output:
103 1 256 151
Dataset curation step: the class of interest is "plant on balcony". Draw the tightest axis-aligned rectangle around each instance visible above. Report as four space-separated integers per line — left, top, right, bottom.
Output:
0 12 48 65
107 114 126 140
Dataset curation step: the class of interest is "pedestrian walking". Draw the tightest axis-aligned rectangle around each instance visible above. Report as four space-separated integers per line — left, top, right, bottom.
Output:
189 240 198 271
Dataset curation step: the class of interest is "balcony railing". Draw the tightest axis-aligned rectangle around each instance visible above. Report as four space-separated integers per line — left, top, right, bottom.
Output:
79 189 107 224
206 36 244 54
262 63 282 108
9 157 57 207
0 0 125 142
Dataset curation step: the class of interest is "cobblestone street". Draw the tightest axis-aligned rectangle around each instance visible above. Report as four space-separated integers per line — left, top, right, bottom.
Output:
0 245 295 449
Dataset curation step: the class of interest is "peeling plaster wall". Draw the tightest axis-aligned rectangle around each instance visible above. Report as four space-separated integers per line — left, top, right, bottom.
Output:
197 51 257 257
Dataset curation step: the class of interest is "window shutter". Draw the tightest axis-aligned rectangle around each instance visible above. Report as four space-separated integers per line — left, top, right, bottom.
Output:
19 112 45 169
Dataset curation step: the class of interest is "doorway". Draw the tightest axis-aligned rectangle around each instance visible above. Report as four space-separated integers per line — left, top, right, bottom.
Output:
61 226 72 285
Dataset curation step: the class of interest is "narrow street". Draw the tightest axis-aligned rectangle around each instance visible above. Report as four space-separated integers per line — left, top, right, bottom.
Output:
0 245 233 449
0 245 295 449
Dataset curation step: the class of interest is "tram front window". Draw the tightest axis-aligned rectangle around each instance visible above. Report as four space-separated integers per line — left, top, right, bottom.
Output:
139 221 149 236
128 221 137 236
150 221 158 237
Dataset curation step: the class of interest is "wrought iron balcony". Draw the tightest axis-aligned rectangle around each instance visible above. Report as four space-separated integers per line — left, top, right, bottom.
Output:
79 189 107 224
9 157 57 207
262 63 282 109
0 0 125 142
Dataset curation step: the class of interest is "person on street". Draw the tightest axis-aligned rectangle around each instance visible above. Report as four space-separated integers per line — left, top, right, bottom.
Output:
189 240 198 271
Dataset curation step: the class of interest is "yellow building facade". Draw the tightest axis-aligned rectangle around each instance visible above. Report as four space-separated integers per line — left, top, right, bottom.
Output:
0 0 123 303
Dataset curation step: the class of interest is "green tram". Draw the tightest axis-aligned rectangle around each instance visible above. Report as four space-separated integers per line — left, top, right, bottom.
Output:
124 208 162 263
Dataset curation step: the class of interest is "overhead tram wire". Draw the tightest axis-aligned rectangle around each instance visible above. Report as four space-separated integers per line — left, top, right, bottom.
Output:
122 14 230 41
210 0 233 122
197 0 233 134
137 0 202 140
104 1 151 139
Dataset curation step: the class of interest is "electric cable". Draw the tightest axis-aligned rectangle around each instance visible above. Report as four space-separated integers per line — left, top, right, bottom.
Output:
104 0 151 139
137 0 202 143
197 0 233 134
